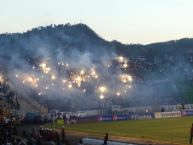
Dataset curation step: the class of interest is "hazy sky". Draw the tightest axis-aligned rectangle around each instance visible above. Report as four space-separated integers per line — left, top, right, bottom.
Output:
0 0 193 44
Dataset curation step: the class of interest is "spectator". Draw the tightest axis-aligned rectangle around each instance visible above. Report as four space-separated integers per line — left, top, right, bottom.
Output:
48 140 56 145
77 139 83 145
190 123 193 144
61 126 65 143
104 133 109 145
65 140 69 145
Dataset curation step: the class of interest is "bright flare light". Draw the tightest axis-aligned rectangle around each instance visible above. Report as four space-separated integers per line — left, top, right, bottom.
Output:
99 94 104 100
68 84 72 89
51 75 56 80
62 79 67 83
120 74 133 83
80 70 85 75
90 68 98 79
98 86 107 93
28 77 33 82
122 63 128 69
39 63 51 74
25 76 39 87
118 56 124 63
116 92 121 96
73 75 84 87
83 89 86 93
0 75 4 83
45 86 49 90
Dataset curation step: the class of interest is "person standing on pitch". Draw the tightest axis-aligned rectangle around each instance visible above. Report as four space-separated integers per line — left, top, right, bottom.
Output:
190 124 193 144
61 126 65 143
104 132 109 145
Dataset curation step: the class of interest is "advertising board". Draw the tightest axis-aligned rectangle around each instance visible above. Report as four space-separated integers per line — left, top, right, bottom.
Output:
112 115 127 121
97 115 113 122
128 113 154 120
155 111 181 119
181 110 193 116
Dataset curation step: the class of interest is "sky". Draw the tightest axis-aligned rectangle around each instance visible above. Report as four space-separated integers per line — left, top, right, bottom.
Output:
0 0 193 44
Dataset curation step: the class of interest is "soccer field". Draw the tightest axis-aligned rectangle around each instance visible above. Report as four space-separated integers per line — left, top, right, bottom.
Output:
46 116 193 145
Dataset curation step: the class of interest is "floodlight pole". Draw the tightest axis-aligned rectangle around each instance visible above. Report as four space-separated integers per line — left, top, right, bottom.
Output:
52 113 55 132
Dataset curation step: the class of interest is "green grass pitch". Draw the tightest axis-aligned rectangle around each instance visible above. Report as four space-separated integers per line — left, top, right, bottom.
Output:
46 116 193 145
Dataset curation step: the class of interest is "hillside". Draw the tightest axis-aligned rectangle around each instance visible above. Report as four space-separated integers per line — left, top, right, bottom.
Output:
0 23 193 110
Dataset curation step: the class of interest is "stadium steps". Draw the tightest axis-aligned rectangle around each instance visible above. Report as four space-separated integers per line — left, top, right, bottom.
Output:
17 96 48 115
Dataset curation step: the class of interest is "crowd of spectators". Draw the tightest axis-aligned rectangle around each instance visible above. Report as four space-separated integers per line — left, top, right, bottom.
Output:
0 120 84 145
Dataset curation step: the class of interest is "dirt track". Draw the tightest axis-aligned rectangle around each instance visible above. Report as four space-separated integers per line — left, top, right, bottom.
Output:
64 130 183 145
17 124 183 145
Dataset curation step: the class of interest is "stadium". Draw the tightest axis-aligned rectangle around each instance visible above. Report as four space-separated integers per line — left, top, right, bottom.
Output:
1 1 193 145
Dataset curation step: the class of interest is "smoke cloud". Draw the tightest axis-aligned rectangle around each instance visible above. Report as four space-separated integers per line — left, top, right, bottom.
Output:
0 24 192 110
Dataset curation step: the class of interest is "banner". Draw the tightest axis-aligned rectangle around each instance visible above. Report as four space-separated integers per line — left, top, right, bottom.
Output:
97 116 113 122
181 110 193 116
155 111 181 119
112 115 127 121
128 113 154 120
95 113 154 122
77 116 97 123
